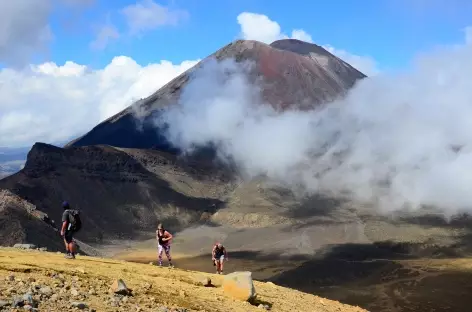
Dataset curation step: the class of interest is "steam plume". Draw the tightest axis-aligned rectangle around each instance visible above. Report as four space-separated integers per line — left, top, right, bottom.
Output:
156 37 472 215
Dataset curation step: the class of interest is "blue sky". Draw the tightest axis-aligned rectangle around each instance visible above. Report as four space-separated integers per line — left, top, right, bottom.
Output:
4 1 472 208
1 0 472 149
46 0 472 70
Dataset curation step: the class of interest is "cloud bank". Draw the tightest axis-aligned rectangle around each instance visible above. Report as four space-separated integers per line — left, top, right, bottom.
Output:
158 29 472 215
0 57 198 147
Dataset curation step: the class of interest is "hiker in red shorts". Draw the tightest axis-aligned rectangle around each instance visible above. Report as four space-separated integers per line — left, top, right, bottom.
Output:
212 242 228 274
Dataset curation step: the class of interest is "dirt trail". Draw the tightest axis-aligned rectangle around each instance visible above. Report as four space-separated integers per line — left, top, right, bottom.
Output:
0 248 367 312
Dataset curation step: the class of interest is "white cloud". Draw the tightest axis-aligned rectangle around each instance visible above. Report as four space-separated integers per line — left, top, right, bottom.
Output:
90 23 120 50
0 56 199 147
121 0 189 36
290 29 313 43
236 12 379 76
158 25 472 216
33 61 87 77
237 12 283 44
91 0 189 50
323 45 379 76
0 0 98 67
0 0 53 68
465 26 472 45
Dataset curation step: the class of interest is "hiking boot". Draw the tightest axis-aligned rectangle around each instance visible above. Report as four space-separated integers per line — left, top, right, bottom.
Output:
158 262 163 267
64 253 74 259
168 263 174 268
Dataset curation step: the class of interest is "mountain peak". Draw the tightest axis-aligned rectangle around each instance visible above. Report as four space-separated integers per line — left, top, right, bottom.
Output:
270 38 335 57
65 39 366 149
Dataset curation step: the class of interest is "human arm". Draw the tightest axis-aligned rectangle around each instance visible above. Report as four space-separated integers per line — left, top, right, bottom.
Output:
60 211 68 236
211 245 216 261
60 221 67 236
223 247 228 261
161 231 173 242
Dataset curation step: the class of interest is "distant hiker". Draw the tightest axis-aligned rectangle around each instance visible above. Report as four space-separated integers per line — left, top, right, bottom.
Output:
212 242 228 274
60 201 82 259
156 223 173 267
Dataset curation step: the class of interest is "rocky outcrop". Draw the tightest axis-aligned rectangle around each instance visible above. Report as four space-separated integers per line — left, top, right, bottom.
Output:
0 190 61 250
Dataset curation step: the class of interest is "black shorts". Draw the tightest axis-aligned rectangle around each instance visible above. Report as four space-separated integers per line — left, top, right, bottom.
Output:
64 231 74 243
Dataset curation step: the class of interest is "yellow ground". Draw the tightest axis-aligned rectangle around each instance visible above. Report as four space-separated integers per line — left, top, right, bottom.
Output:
0 248 367 312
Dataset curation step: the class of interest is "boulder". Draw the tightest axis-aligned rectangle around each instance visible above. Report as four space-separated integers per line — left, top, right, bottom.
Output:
39 286 53 296
12 293 35 308
13 244 36 250
71 302 88 309
110 279 132 296
196 276 212 287
222 271 256 301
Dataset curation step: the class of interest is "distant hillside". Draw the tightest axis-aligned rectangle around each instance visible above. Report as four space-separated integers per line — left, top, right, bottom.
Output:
0 142 234 245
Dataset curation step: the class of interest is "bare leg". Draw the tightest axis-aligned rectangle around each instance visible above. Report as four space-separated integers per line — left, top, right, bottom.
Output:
164 245 173 266
68 241 76 256
219 259 224 274
158 245 164 265
63 238 70 253
63 234 75 259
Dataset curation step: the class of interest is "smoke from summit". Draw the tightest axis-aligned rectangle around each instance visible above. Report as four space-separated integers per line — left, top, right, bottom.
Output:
156 35 472 215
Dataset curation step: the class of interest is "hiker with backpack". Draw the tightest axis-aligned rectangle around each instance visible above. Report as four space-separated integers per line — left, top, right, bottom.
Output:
60 201 81 259
212 242 228 274
156 223 174 267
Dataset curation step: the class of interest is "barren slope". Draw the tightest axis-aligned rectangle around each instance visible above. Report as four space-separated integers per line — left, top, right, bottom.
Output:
0 143 234 247
0 248 367 312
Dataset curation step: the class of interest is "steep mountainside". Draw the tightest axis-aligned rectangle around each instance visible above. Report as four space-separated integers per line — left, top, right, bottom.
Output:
66 39 366 149
0 143 233 245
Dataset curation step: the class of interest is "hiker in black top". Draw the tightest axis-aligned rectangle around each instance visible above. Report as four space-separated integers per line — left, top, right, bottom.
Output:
60 201 76 259
212 243 228 274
